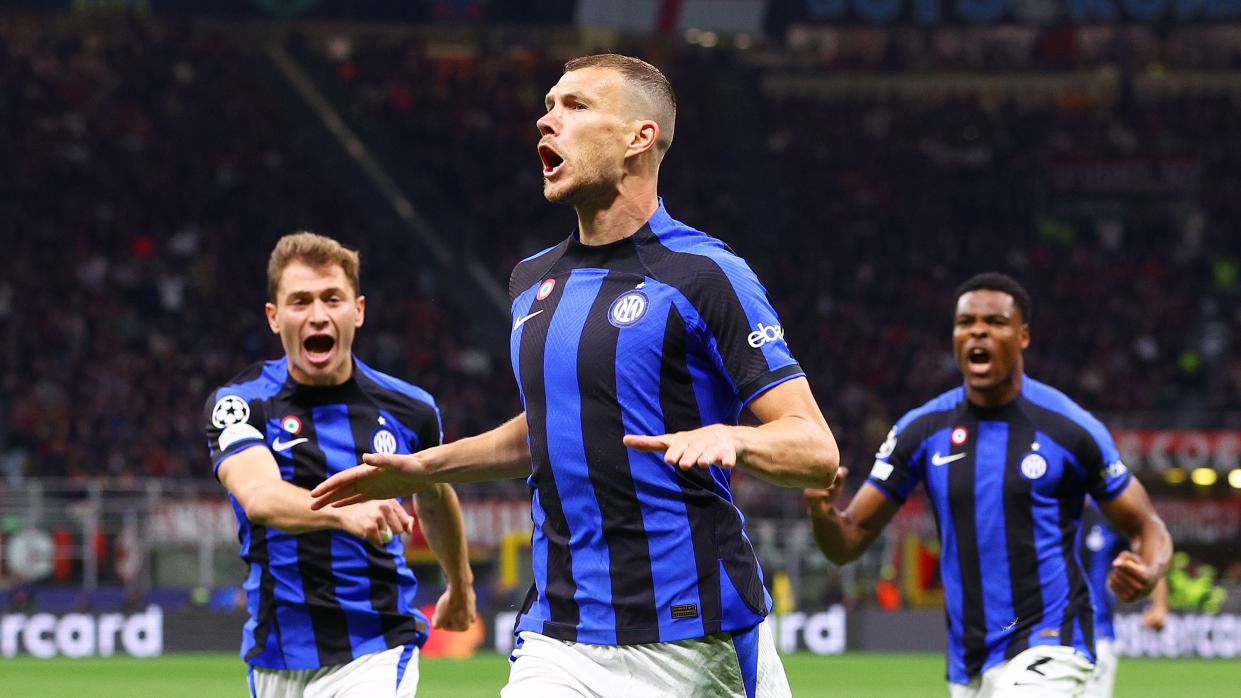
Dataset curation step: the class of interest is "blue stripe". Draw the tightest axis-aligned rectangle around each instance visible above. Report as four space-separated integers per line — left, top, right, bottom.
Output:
395 644 415 691
1032 434 1073 646
731 623 760 698
239 560 261 661
924 427 965 683
313 403 387 658
247 666 256 698
542 271 616 641
355 359 439 413
512 279 546 637
268 533 316 667
974 421 1014 671
616 296 704 641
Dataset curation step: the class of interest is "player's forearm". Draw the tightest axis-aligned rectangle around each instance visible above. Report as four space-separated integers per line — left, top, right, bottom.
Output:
734 415 839 488
809 507 872 564
241 480 343 532
420 414 532 483
413 484 475 589
1133 514 1173 581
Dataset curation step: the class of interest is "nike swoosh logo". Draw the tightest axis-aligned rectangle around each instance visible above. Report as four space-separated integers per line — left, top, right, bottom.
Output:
512 309 544 331
272 437 308 452
931 451 966 466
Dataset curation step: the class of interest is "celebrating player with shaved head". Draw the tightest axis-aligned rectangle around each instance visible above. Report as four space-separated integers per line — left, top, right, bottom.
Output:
311 54 839 697
805 273 1172 698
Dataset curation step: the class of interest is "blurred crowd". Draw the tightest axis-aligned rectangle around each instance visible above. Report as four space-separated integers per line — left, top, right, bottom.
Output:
2 16 1239 502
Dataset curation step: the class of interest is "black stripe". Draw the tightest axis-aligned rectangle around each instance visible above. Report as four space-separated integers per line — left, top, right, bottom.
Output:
516 274 580 639
1058 481 1094 654
639 229 799 402
290 412 354 666
243 524 279 664
948 412 988 678
346 402 417 649
659 304 723 635
354 372 440 451
1002 421 1041 660
580 272 659 645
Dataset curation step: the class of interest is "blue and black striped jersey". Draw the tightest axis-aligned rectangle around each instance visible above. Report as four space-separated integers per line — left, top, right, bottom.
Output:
204 358 439 670
1079 501 1126 641
507 199 803 646
866 376 1132 684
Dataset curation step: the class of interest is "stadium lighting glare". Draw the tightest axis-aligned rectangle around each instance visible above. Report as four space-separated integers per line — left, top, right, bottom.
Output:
736 34 753 50
701 32 719 48
685 28 701 44
1228 469 1241 489
1190 468 1218 487
1164 467 1187 485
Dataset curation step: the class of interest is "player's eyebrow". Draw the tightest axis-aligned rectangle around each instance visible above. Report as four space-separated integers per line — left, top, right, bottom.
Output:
545 89 590 108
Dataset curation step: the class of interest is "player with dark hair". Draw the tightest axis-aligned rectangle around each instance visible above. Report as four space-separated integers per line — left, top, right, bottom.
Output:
204 231 477 697
311 55 839 697
804 272 1171 697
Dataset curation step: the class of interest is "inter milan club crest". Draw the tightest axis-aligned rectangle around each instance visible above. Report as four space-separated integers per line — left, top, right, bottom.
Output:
281 415 302 434
950 426 969 446
536 278 556 301
1020 453 1048 480
608 290 649 328
371 427 399 455
211 395 250 429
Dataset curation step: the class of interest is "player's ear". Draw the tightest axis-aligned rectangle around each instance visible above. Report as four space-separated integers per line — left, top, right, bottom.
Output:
1019 323 1030 350
626 120 659 159
355 295 366 328
265 302 279 334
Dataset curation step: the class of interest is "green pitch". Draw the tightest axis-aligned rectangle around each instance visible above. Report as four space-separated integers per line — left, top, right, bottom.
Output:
0 652 1236 696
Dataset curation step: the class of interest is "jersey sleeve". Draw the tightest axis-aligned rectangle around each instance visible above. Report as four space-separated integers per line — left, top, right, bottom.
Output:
415 401 443 452
203 389 268 478
690 254 803 406
1082 426 1131 503
865 420 926 504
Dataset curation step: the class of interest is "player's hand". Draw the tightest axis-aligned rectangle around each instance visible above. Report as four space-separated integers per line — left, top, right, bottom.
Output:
334 499 412 547
803 466 848 518
1109 550 1158 603
310 452 431 510
623 425 740 470
431 584 478 632
1141 602 1168 631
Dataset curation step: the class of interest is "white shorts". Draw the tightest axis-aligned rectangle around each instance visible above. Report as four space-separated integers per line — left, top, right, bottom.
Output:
948 645 1095 698
249 644 420 698
502 618 790 698
1082 638 1117 698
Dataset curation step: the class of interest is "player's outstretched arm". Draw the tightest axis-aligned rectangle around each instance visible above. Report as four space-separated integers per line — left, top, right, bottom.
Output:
623 377 838 488
804 467 901 564
310 413 533 509
414 483 478 631
219 446 411 546
1142 577 1169 631
1099 477 1173 603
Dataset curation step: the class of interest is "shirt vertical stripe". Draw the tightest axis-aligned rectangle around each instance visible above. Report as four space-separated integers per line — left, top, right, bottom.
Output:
1001 421 1041 660
579 272 659 644
313 404 388 659
345 403 419 649
515 273 580 638
543 271 618 641
974 420 1015 672
289 411 353 666
658 304 720 636
619 295 704 642
947 414 987 680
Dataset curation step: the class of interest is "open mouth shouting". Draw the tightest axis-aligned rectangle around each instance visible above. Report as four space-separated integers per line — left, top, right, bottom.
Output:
965 346 992 377
303 333 336 368
538 142 565 178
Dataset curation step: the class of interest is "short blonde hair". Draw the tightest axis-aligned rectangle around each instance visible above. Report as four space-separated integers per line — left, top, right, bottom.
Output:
266 231 361 301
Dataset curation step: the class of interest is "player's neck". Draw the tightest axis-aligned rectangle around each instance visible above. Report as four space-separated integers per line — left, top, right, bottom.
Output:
966 371 1023 408
574 181 658 246
287 356 354 387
